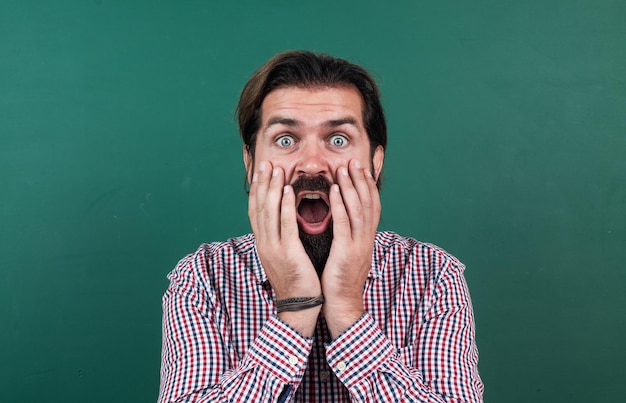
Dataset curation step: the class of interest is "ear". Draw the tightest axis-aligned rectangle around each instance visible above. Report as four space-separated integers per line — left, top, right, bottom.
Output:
243 145 253 183
372 145 384 180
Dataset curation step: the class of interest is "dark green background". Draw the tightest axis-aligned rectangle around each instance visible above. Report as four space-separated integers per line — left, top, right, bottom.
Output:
1 1 624 401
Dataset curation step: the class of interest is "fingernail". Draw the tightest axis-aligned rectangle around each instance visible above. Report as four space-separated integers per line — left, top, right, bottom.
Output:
341 167 348 176
258 161 266 172
272 168 279 177
283 185 290 194
332 184 340 192
252 173 258 183
355 160 361 169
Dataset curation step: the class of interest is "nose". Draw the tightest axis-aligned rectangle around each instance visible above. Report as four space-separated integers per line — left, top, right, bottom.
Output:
296 140 329 177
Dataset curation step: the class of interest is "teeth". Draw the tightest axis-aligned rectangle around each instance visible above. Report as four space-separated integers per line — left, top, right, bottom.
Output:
303 194 321 200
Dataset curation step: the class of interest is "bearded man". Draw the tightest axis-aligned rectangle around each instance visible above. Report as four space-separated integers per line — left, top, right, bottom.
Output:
158 50 484 403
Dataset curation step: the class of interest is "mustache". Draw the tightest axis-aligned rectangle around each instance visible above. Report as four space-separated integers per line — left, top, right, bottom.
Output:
291 175 331 196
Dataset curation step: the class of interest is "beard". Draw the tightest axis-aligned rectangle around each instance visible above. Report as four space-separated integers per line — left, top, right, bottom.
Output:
299 225 332 277
291 175 333 277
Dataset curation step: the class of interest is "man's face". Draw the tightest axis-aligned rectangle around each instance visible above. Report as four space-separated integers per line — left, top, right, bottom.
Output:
244 85 384 273
244 85 384 236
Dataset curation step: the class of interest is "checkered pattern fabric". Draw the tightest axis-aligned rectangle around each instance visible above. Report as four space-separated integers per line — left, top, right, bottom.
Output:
158 231 483 402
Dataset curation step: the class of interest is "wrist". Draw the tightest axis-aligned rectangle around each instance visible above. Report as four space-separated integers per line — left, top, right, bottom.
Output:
276 295 325 313
277 306 321 337
322 303 365 339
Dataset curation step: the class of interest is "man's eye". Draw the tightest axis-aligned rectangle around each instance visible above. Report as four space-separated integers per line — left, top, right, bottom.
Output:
276 136 294 147
330 135 348 147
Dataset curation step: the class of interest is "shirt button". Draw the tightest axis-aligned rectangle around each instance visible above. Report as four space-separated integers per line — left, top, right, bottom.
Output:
319 370 330 382
336 361 347 372
288 355 298 365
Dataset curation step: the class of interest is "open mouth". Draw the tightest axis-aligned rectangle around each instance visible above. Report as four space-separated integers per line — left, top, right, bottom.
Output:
296 192 331 235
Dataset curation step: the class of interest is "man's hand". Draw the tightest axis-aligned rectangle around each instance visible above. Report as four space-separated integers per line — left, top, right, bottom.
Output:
248 161 321 336
322 159 381 339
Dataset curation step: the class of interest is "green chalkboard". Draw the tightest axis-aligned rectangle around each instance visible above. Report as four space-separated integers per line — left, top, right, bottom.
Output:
1 1 624 402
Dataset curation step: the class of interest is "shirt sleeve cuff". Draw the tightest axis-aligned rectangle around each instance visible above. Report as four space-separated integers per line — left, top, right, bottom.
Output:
325 312 394 387
247 315 314 383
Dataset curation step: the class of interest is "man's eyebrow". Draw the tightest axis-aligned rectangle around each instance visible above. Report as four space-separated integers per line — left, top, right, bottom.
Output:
264 117 301 129
323 118 359 128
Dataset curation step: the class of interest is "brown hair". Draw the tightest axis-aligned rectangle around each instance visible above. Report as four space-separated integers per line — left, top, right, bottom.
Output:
237 50 387 165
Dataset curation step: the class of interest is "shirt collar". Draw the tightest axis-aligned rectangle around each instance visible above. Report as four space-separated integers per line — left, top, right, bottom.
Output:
369 232 387 279
232 233 268 284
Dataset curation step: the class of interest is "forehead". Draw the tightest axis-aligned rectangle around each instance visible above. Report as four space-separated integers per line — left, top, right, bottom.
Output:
259 86 365 125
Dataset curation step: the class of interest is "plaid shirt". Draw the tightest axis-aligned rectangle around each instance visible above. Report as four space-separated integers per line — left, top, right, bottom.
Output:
158 231 483 402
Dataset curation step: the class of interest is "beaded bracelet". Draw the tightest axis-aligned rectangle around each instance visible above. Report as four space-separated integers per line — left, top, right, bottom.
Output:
276 295 325 313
